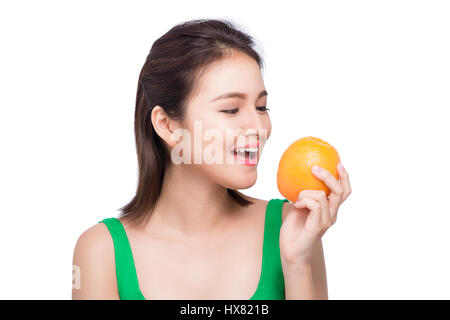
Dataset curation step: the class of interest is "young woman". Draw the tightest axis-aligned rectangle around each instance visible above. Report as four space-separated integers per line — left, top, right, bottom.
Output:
72 18 351 300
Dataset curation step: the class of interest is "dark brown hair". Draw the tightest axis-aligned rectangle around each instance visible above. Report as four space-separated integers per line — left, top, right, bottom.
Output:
118 18 265 228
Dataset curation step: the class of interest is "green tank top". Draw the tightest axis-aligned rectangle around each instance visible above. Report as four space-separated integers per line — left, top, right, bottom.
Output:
98 198 289 300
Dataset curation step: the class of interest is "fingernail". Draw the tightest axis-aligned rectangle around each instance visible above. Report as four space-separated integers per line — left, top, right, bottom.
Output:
338 162 344 170
312 166 322 173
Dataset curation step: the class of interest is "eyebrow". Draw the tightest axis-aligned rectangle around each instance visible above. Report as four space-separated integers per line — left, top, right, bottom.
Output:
210 90 268 102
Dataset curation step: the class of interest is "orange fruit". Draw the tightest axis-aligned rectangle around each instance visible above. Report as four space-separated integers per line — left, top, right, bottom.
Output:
277 136 341 203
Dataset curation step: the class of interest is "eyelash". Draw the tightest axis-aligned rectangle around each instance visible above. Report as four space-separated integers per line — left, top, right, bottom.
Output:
221 106 270 114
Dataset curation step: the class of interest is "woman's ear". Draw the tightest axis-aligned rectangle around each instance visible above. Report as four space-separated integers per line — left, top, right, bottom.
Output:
150 105 181 148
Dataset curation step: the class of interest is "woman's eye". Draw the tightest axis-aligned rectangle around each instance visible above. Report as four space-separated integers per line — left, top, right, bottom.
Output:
257 106 270 112
221 108 239 114
220 106 270 114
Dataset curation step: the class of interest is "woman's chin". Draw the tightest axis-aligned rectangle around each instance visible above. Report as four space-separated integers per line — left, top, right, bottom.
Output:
226 171 257 189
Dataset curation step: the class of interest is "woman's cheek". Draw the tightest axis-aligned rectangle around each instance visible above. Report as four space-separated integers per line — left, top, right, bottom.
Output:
260 117 272 142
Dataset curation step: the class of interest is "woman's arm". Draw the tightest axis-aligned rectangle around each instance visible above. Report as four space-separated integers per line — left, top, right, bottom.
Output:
72 223 120 299
280 163 350 300
310 239 328 299
282 239 328 300
281 202 328 300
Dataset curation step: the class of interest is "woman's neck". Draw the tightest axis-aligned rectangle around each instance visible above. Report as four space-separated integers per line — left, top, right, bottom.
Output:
145 164 239 238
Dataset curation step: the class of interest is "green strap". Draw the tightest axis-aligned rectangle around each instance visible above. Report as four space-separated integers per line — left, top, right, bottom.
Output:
98 218 145 300
253 198 289 300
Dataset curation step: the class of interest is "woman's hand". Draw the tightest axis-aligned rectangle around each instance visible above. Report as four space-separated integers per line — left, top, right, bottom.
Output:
280 162 352 268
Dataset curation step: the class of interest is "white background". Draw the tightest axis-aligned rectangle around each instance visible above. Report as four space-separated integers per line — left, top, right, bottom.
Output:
1 0 449 299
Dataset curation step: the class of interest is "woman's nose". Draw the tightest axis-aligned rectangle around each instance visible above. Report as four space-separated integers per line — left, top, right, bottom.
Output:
241 107 265 133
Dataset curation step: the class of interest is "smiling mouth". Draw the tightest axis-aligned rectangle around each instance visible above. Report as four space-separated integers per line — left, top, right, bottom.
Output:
230 148 258 165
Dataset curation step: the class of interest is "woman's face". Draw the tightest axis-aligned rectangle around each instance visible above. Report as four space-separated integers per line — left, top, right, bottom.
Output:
172 50 272 189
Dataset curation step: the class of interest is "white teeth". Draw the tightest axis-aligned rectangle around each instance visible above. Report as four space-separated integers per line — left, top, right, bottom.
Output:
231 146 258 161
234 147 258 153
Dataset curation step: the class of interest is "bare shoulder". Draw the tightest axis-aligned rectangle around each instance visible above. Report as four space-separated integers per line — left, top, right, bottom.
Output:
281 200 295 223
236 191 291 219
75 223 114 256
240 191 293 223
72 222 119 299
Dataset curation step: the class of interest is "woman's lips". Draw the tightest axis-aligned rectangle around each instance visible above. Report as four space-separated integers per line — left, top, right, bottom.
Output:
231 149 258 166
